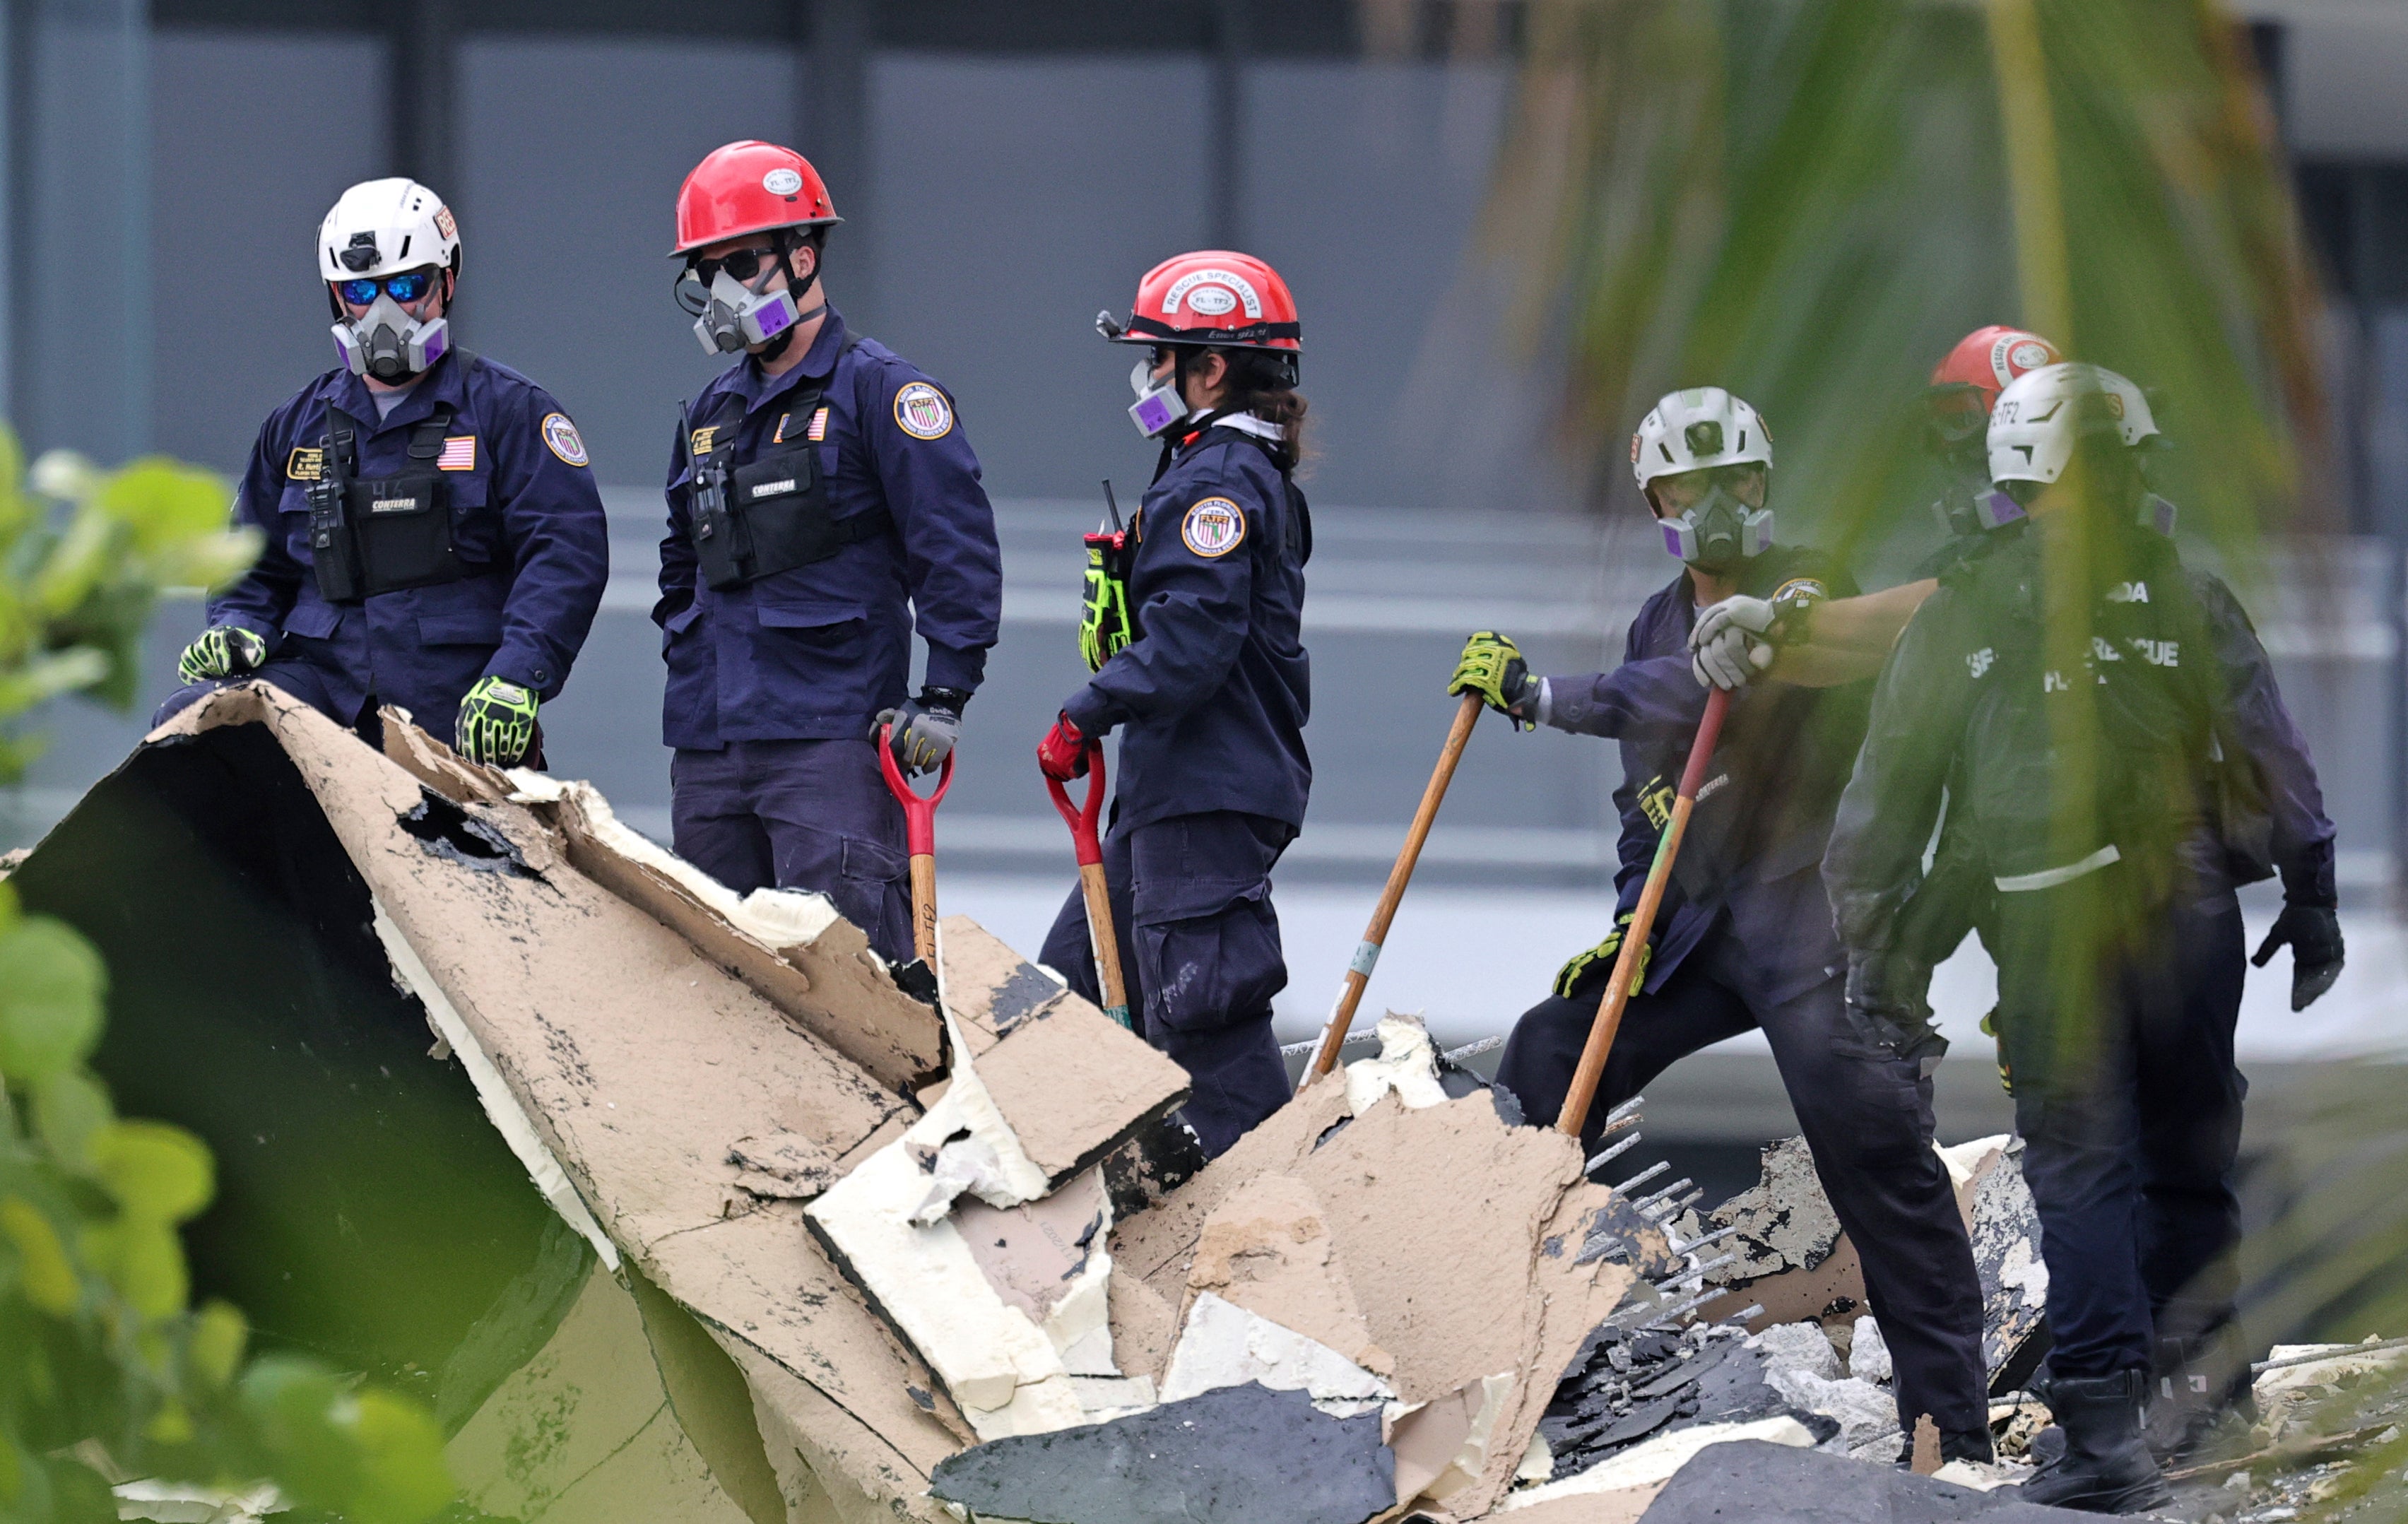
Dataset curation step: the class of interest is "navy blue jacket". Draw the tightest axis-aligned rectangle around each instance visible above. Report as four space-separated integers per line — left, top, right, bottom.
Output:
1906 526 2333 909
656 307 1002 748
210 349 609 726
1061 421 1311 834
1542 547 1860 1003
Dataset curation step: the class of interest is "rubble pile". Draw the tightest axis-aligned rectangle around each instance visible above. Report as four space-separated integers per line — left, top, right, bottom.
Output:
2150 1340 2408 1524
12 686 2132 1523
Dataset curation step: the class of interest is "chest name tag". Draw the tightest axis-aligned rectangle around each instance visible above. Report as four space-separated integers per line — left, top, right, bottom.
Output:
286 447 323 481
690 426 719 456
370 494 423 514
747 478 798 500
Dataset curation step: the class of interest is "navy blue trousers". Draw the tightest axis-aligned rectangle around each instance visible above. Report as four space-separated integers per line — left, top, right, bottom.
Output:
671 738 912 966
1497 917 1990 1438
1988 871 2247 1380
1039 810 1294 1158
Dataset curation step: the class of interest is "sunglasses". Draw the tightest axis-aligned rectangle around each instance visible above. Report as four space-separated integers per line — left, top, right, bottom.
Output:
687 246 785 287
334 269 439 307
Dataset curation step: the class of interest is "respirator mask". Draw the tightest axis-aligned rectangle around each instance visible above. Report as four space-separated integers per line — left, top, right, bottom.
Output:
676 242 804 358
331 268 449 383
1658 473 1773 572
1128 353 1188 438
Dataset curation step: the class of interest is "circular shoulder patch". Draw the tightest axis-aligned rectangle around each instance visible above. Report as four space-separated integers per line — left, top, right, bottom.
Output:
1181 497 1248 558
892 381 955 441
541 413 589 467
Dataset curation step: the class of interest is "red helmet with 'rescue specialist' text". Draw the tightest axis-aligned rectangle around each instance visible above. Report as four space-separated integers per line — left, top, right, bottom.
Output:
671 141 842 258
1930 325 2061 412
1098 251 1302 359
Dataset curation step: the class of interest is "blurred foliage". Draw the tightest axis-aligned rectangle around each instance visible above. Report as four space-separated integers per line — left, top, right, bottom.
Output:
0 877 454 1524
0 425 258 781
0 429 452 1520
1486 0 2323 567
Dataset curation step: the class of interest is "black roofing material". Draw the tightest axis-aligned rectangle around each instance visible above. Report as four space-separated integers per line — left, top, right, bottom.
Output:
928 1381 1395 1524
1639 1439 2096 1523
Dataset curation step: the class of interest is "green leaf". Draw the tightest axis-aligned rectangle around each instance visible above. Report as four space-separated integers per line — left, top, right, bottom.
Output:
238 1357 365 1505
187 1299 247 1388
345 1390 455 1524
81 1217 187 1320
33 1070 113 1171
0 916 105 1084
1 1195 81 1315
89 1121 212 1224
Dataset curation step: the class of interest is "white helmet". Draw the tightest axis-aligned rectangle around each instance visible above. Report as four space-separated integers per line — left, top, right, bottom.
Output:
1629 386 1773 491
1631 386 1775 568
1987 362 2159 487
318 177 460 282
319 178 459 382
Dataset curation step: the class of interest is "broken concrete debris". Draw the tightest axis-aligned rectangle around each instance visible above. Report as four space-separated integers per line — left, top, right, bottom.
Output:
1671 1132 2049 1395
25 690 2132 1524
1158 1292 1395 1416
1537 1319 1835 1482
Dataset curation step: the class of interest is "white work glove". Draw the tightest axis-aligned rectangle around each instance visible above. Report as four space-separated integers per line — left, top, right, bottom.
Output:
1689 595 1778 690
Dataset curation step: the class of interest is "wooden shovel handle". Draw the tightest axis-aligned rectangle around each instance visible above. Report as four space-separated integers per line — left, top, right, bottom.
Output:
1310 692 1485 1077
1556 686 1732 1135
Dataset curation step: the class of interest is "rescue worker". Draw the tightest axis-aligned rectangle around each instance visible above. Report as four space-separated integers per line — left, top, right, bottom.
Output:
1824 363 2323 1511
1699 348 2342 1458
1034 252 1311 1158
1688 326 2063 689
1463 387 1992 1464
655 141 1001 967
160 179 608 764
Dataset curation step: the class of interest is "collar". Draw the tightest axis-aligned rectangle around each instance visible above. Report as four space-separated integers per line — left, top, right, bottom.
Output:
318 347 470 437
730 303 849 415
1168 410 1285 459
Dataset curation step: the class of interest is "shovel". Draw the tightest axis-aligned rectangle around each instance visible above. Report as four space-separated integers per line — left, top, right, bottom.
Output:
1556 686 1732 1137
1046 739 1132 1029
1309 690 1485 1077
878 723 955 990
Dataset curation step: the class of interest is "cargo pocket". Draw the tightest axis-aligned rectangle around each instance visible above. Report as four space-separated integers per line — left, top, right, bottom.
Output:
832 833 907 947
1133 878 1287 1035
660 601 701 653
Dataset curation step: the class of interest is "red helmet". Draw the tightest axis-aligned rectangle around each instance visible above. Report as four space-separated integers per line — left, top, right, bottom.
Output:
1099 250 1302 358
671 141 842 258
1930 325 2061 410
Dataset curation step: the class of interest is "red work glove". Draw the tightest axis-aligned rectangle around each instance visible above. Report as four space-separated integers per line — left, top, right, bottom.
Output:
1037 711 1090 781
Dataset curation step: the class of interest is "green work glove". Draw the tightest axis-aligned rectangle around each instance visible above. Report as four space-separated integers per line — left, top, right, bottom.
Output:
1451 630 1535 728
456 675 539 767
177 624 268 684
1554 913 1651 1000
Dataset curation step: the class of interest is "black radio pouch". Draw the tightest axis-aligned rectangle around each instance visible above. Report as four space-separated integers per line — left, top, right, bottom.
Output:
309 351 482 602
688 336 887 591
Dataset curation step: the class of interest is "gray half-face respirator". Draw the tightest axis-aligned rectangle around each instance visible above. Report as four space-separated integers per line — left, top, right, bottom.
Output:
333 294 449 383
1660 483 1773 572
1128 357 1188 438
692 268 798 356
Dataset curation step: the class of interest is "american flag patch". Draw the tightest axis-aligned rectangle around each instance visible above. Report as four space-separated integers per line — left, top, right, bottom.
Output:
807 406 830 442
437 435 476 471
